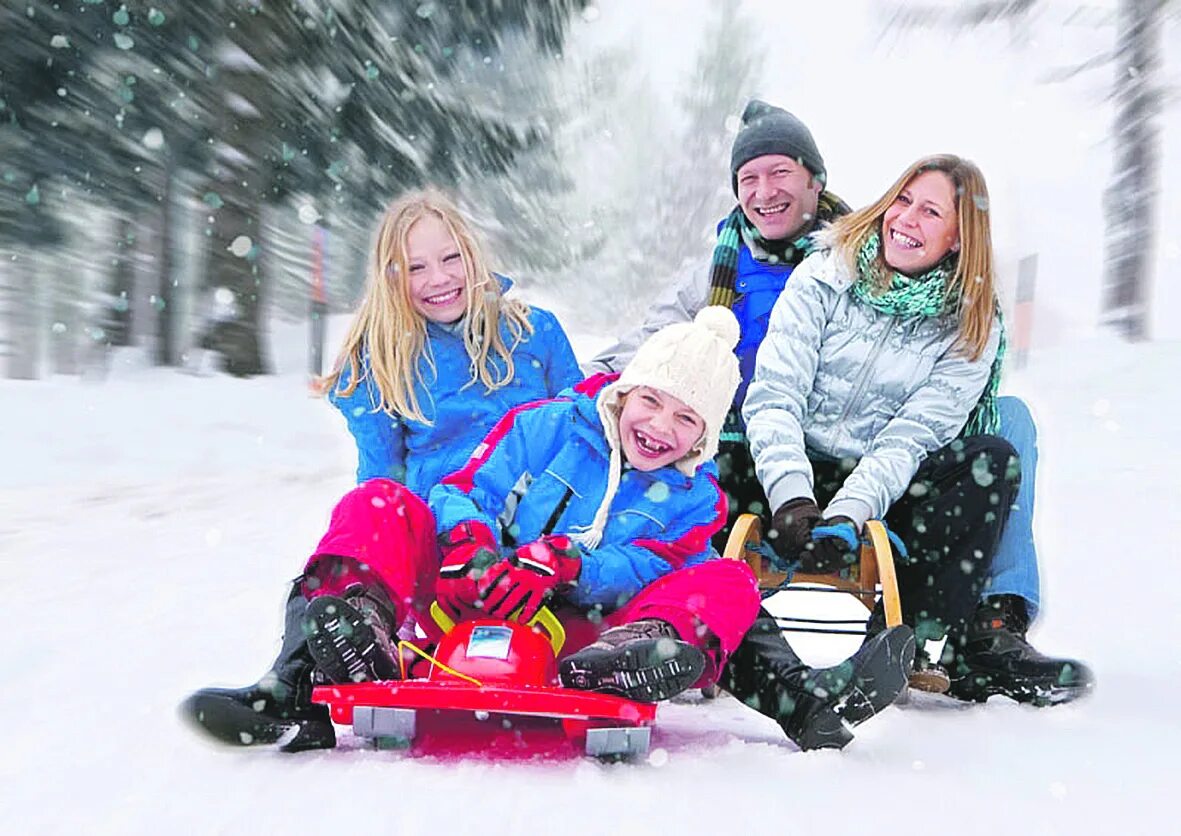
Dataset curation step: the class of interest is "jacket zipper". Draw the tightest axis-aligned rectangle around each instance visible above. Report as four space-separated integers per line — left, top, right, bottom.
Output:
833 314 897 438
541 486 575 537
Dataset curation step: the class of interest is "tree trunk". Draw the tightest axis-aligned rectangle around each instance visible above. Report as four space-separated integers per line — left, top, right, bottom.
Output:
105 214 136 347
1100 0 1162 341
5 251 40 379
201 193 268 376
199 47 271 377
155 167 179 366
50 268 79 375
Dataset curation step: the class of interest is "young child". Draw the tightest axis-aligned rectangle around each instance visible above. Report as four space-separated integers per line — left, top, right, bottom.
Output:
317 188 582 492
182 190 582 751
301 307 762 704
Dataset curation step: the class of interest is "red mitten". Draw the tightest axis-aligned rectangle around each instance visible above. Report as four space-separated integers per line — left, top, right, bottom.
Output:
436 521 504 620
481 535 582 622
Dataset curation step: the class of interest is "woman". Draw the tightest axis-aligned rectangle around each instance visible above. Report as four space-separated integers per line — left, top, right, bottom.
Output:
181 190 583 752
743 154 1091 704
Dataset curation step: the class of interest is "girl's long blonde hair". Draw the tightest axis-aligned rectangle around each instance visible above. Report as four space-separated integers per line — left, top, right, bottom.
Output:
316 189 533 423
826 154 997 361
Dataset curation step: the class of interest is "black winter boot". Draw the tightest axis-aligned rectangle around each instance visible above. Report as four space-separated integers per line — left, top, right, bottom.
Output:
181 583 336 752
947 595 1094 706
720 607 915 751
303 586 400 684
908 644 951 694
865 602 949 694
559 619 706 703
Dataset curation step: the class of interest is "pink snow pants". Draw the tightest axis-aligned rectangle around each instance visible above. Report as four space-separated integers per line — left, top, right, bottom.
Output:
301 479 761 684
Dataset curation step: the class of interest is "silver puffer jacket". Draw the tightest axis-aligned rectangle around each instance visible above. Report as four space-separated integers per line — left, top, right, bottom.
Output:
743 249 1001 528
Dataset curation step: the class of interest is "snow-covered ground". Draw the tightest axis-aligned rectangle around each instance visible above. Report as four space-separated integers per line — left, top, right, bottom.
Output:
2 318 1177 835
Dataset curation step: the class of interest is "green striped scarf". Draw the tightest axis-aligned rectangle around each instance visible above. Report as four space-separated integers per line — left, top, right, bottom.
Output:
706 191 850 309
852 231 1006 436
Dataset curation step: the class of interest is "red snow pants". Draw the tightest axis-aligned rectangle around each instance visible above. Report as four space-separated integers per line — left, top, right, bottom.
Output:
300 479 761 684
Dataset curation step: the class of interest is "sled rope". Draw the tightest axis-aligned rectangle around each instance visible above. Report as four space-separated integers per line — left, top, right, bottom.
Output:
397 640 483 686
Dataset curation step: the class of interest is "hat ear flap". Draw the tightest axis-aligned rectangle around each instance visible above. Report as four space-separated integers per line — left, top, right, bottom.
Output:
675 430 708 477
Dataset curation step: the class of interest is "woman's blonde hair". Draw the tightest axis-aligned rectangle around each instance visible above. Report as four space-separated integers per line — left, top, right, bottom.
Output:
827 154 996 361
316 189 533 423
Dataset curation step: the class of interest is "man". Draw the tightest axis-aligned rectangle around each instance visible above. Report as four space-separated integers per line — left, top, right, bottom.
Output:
590 100 1092 750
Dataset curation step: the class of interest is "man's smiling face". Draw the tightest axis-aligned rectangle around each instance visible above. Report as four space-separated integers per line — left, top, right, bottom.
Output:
736 154 822 241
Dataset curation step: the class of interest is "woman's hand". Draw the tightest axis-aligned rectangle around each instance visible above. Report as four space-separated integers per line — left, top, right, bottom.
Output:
769 498 822 562
770 500 862 574
804 517 860 574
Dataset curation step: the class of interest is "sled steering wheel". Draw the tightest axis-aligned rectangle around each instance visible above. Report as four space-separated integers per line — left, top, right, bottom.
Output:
428 601 566 655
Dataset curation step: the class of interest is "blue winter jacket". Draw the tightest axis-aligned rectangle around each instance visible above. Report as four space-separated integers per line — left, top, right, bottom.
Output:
329 301 582 499
427 375 727 612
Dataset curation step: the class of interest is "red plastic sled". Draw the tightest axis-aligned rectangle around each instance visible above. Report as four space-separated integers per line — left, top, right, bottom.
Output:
312 605 657 759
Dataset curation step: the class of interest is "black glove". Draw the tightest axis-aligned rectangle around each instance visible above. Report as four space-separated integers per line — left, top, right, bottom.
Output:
769 498 822 563
804 516 860 574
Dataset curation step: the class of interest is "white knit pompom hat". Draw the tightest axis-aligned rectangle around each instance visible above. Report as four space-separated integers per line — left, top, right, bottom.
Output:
571 307 741 550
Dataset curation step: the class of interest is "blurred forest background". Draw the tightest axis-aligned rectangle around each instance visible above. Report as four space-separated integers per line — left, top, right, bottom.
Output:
0 0 1176 380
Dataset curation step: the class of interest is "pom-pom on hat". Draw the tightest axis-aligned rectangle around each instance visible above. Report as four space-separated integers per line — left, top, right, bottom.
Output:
572 307 741 550
730 99 826 194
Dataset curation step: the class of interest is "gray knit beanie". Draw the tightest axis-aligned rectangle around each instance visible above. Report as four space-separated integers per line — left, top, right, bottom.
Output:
730 99 826 194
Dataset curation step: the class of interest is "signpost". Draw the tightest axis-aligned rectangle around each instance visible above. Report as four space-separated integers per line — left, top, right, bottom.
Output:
310 224 327 378
1013 254 1037 370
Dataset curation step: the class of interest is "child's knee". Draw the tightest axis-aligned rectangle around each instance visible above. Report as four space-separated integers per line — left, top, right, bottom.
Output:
700 559 762 618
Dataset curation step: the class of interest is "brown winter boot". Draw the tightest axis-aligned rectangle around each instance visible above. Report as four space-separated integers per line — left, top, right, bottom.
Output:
559 619 706 702
303 586 400 684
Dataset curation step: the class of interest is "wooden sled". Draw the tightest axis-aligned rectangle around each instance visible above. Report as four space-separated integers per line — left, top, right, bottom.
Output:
723 513 948 693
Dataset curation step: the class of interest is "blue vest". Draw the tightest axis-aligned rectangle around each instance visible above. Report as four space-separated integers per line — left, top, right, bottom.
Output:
730 244 796 409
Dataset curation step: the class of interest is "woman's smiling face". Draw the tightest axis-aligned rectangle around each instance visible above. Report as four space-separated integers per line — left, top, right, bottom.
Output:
881 169 960 275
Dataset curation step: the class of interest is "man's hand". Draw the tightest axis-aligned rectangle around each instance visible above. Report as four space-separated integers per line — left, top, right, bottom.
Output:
804 516 860 574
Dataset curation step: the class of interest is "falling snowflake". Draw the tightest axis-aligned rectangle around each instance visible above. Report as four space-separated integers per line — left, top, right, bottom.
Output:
229 235 253 257
644 482 670 504
971 456 995 487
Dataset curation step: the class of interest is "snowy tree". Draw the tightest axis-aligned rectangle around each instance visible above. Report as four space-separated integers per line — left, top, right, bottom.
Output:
1100 0 1166 340
192 0 591 376
0 0 589 378
0 1 86 377
879 0 1172 341
556 0 762 325
636 0 761 268
446 31 595 282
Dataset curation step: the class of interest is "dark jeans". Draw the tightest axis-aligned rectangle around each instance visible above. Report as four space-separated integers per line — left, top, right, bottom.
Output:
715 432 1021 641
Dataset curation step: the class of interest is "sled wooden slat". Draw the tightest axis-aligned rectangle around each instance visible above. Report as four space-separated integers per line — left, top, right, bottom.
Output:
722 513 903 629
